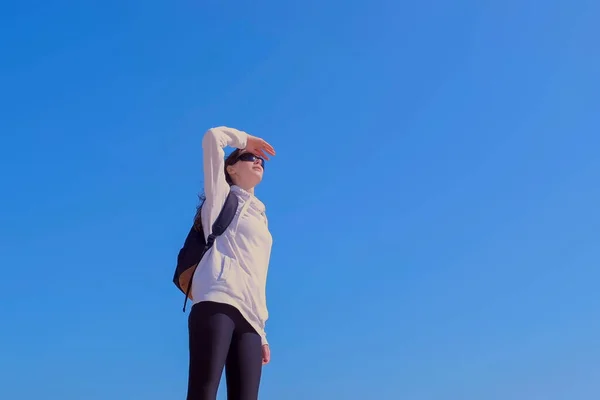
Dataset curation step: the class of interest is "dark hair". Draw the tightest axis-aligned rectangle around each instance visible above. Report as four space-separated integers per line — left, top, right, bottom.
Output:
193 149 242 230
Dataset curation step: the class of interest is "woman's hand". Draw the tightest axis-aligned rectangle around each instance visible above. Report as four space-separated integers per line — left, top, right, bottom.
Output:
245 135 276 160
262 344 271 365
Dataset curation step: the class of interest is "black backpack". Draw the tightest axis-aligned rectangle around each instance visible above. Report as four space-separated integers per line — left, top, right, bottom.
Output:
173 191 239 312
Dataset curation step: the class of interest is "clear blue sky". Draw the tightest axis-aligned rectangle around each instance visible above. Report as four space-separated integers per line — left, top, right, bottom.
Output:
1 1 599 399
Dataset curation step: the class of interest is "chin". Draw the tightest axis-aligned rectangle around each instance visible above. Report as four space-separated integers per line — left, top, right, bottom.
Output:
252 170 263 182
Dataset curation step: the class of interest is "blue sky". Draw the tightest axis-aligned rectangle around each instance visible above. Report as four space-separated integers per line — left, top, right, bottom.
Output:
1 0 599 399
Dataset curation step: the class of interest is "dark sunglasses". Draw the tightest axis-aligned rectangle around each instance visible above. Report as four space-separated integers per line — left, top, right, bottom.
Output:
235 152 265 168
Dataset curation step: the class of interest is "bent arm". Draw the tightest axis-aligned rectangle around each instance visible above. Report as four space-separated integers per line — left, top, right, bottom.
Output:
200 126 248 236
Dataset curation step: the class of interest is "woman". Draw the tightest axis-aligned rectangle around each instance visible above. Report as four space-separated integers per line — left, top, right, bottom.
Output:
186 126 276 400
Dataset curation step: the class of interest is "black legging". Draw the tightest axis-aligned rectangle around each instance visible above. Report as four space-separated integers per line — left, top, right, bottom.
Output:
186 301 263 400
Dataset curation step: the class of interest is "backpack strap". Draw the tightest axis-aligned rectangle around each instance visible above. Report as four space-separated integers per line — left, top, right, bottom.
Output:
182 191 239 311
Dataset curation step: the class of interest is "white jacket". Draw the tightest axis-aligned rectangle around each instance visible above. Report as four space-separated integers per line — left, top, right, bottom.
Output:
191 126 273 345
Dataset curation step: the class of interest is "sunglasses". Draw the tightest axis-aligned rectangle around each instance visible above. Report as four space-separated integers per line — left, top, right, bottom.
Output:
235 152 265 169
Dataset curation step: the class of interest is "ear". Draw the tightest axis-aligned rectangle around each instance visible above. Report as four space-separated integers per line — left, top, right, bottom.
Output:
226 164 235 176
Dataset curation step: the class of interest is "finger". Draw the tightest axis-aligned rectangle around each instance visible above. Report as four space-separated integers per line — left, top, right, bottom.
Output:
261 148 274 159
263 143 276 156
259 140 275 155
256 150 270 161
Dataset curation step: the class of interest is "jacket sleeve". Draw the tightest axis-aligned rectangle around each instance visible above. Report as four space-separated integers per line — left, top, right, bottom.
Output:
200 126 248 237
260 248 270 346
261 330 268 346
260 306 269 345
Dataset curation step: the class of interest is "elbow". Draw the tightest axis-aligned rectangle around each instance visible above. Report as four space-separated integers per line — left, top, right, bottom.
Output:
202 127 220 149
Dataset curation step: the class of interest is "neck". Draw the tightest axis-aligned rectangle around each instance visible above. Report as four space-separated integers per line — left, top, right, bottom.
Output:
234 183 255 195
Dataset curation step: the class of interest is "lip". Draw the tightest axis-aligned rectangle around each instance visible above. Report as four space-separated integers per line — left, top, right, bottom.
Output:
253 166 263 172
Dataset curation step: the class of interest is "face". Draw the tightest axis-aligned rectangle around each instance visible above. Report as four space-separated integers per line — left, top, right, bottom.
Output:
226 151 265 189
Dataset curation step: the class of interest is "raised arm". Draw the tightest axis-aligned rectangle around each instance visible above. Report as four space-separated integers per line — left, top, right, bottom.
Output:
200 126 248 236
